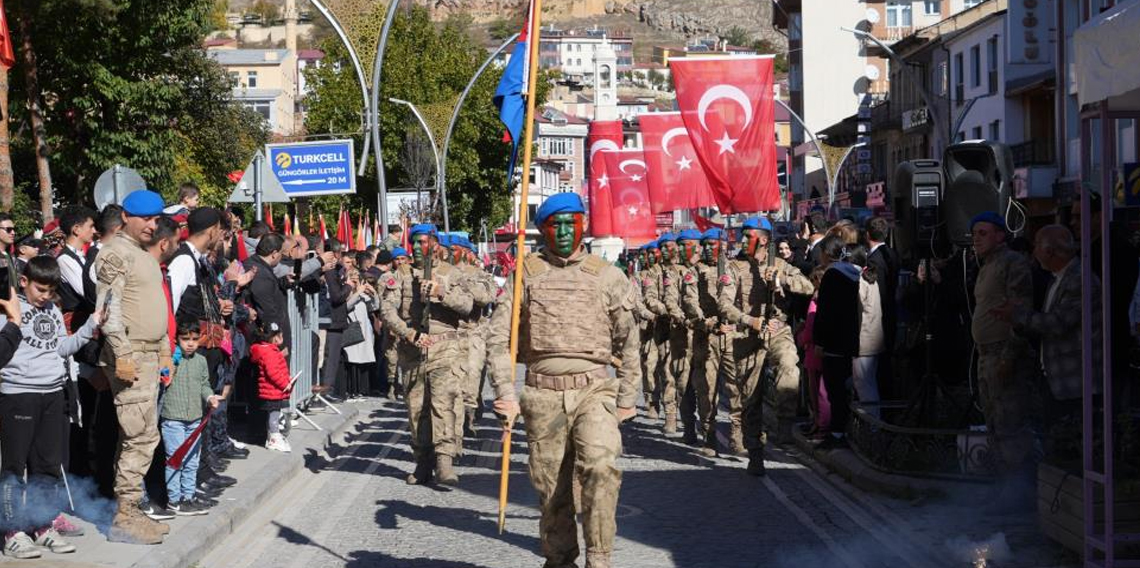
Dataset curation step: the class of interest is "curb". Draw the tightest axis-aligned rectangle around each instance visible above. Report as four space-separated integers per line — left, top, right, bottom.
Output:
129 405 360 568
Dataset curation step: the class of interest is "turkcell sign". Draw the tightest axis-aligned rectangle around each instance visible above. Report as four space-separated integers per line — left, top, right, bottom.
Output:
266 139 356 197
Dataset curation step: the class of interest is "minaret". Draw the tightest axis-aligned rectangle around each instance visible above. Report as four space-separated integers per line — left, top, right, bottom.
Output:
593 39 618 121
285 0 298 53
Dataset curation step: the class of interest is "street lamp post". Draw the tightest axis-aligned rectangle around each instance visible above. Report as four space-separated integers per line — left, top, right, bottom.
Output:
389 97 450 232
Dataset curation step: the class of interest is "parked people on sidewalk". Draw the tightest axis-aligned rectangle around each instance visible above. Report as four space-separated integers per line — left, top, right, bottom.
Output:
812 235 861 450
252 321 292 453
343 268 379 400
0 256 101 559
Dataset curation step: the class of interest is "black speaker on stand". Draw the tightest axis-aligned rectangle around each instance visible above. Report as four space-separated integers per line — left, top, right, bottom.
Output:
942 141 1014 245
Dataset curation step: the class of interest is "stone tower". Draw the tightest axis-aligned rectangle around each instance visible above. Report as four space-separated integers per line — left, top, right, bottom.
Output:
592 39 618 121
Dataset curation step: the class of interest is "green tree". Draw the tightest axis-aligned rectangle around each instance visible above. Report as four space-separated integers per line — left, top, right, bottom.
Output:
722 26 752 47
751 38 789 74
488 16 523 42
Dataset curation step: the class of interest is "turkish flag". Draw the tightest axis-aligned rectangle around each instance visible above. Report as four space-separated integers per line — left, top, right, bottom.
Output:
602 150 656 241
640 112 717 214
586 120 623 237
670 55 780 213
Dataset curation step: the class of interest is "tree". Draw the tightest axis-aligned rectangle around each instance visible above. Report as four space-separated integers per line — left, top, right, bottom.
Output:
488 16 523 42
248 0 278 24
751 38 789 74
722 26 752 48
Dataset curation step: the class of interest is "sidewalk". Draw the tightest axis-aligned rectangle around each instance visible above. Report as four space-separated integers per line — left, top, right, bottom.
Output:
0 402 359 568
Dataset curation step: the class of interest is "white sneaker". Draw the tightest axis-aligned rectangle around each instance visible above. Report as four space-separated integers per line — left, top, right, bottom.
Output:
280 436 293 453
229 437 247 450
266 433 291 453
4 531 41 559
33 528 76 554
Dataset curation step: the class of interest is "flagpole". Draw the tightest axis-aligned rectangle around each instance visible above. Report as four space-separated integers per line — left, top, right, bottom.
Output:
500 0 542 536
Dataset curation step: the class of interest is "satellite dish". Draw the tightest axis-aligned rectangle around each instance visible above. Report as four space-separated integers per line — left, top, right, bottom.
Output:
93 165 148 211
864 64 881 81
864 9 880 24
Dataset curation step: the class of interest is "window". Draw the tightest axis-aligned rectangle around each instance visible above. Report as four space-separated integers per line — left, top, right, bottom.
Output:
924 0 941 14
989 120 1001 141
228 71 239 85
886 1 912 28
243 100 271 122
956 131 966 143
935 61 948 95
972 126 983 140
246 70 258 88
954 52 964 105
987 36 999 93
970 45 981 87
542 137 572 156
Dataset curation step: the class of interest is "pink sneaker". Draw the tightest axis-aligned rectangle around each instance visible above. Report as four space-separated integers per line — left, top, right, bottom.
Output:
52 514 84 538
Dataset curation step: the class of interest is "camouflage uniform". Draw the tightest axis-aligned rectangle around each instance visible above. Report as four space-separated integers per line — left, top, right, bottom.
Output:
641 264 670 422
489 248 640 568
681 261 736 452
718 255 813 452
971 243 1035 474
632 268 659 417
382 264 412 397
379 260 476 482
457 263 497 426
95 232 172 540
662 262 691 433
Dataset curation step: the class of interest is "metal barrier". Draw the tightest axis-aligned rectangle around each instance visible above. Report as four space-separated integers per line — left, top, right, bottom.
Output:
286 287 324 430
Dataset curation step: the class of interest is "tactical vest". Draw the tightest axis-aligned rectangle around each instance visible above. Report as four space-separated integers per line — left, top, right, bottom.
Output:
172 244 222 324
520 253 611 363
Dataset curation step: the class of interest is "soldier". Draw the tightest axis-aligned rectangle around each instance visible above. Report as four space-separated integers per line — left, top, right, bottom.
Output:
670 229 703 444
489 193 638 568
682 228 737 456
452 236 496 435
635 241 663 419
379 224 477 486
642 237 670 427
382 247 411 399
719 217 814 475
94 190 173 544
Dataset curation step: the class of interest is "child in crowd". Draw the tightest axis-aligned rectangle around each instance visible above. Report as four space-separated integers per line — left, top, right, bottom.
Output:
0 257 100 559
797 266 829 437
161 320 221 517
251 321 292 453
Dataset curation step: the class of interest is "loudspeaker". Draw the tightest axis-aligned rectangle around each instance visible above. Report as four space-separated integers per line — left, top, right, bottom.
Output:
893 159 943 262
942 141 1013 245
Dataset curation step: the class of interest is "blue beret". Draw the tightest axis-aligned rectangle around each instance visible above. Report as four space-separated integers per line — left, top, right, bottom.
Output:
535 193 585 226
438 233 453 247
392 247 408 258
741 217 773 232
970 211 1005 231
121 190 165 217
409 223 437 238
659 232 675 242
701 228 726 241
677 229 702 241
645 239 659 249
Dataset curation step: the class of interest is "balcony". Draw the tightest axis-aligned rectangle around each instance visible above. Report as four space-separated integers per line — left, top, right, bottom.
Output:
1010 139 1056 167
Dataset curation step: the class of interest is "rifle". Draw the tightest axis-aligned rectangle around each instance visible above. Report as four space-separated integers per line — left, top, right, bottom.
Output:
420 240 434 335
760 218 778 344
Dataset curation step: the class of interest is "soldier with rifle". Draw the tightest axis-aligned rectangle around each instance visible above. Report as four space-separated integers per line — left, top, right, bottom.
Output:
671 229 704 444
718 217 814 475
641 237 670 427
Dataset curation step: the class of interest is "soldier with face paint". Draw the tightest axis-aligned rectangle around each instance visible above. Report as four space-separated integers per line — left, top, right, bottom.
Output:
718 217 814 475
453 236 497 437
380 247 412 399
670 229 703 444
645 233 673 431
637 240 666 420
488 193 639 568
379 224 478 486
681 228 737 456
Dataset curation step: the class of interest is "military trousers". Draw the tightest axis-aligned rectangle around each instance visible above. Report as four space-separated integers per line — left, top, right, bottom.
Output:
734 327 799 452
521 376 622 566
664 324 691 418
689 328 736 434
463 328 488 411
109 350 161 505
639 324 658 411
977 340 1034 474
651 320 670 410
402 336 466 462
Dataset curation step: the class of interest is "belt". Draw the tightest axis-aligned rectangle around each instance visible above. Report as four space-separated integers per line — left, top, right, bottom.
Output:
431 330 464 342
525 367 608 391
130 339 166 353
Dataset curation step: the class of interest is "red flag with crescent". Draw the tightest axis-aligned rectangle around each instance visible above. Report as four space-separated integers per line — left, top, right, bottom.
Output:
670 55 780 213
602 150 656 241
586 120 623 237
640 112 717 214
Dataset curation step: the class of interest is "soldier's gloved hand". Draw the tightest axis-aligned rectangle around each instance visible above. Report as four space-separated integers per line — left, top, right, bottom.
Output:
114 358 138 383
616 406 637 424
493 398 520 429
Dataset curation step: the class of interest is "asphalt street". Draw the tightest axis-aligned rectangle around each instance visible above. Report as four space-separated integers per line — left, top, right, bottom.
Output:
199 397 1073 568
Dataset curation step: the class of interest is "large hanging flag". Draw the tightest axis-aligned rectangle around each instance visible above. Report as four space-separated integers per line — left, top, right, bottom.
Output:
601 150 656 241
670 55 780 213
493 0 536 180
0 1 15 69
586 120 623 237
640 112 717 214
319 213 329 241
336 207 347 243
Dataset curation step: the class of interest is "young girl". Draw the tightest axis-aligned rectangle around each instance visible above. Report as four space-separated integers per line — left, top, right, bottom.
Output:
250 321 292 453
797 266 829 437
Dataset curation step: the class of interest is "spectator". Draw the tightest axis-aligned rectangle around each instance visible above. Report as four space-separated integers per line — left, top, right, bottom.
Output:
343 268 379 400
812 235 861 450
796 266 829 436
776 239 794 263
322 238 352 398
162 183 200 216
160 320 221 517
382 224 403 252
56 206 98 332
849 244 884 418
970 211 1035 509
0 256 101 558
864 216 899 395
251 321 292 453
244 233 290 349
14 236 41 274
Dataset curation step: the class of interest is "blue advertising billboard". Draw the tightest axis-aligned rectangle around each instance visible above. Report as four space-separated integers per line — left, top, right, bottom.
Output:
266 139 356 197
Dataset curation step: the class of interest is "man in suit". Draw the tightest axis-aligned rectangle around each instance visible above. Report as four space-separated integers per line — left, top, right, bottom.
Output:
864 216 899 398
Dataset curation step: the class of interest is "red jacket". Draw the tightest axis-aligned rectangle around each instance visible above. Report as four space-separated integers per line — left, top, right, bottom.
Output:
251 342 290 401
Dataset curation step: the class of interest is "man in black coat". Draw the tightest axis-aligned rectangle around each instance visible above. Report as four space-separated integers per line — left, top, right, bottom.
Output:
245 233 290 348
864 216 900 398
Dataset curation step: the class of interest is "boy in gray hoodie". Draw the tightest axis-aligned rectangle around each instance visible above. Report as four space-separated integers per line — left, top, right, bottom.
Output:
0 256 101 559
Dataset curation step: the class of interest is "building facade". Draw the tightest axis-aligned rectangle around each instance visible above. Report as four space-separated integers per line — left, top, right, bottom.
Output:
538 28 634 84
208 48 298 136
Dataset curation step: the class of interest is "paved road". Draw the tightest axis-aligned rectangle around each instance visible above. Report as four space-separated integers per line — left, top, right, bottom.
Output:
200 398 1071 568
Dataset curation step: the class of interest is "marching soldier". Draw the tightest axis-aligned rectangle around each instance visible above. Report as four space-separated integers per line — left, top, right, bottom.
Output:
489 193 639 568
379 224 477 486
382 247 411 399
655 232 685 436
452 236 497 435
681 228 736 456
718 217 814 475
671 229 703 444
637 241 665 419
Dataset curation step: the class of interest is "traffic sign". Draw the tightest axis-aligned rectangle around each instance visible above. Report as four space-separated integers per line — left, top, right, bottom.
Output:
266 140 356 197
93 165 147 210
228 151 290 204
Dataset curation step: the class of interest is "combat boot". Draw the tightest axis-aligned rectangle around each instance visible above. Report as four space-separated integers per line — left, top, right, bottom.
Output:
699 427 719 457
746 449 767 477
585 550 612 568
663 413 678 437
646 403 659 421
729 425 747 457
107 500 163 545
435 455 459 486
406 455 434 486
463 408 476 438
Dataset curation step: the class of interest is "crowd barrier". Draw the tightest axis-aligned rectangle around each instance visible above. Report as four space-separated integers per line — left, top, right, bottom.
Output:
285 286 330 430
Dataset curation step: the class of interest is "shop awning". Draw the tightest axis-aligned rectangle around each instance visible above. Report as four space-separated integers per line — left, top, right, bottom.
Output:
1074 2 1140 108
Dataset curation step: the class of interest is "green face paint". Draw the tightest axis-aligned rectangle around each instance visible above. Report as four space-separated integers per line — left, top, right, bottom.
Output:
543 212 583 258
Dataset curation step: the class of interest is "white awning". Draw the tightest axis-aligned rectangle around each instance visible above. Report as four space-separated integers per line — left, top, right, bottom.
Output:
1074 2 1140 108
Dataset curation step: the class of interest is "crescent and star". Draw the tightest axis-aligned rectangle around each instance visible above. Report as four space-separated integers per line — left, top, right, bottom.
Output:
696 84 753 155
